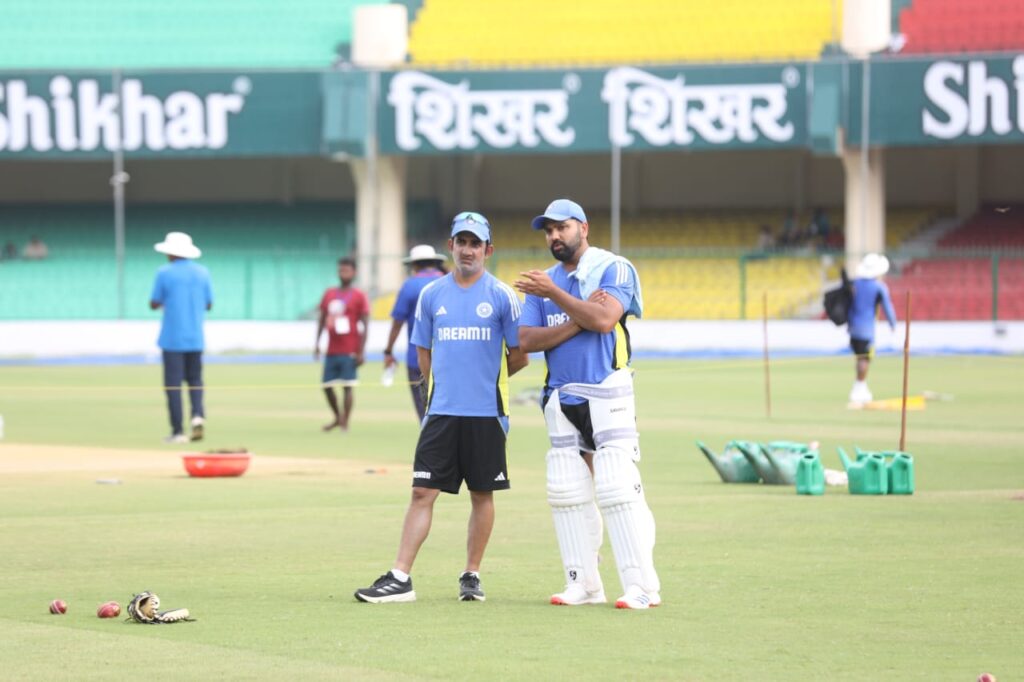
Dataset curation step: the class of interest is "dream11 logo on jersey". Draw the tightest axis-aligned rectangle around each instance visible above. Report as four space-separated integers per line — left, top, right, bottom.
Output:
0 76 250 153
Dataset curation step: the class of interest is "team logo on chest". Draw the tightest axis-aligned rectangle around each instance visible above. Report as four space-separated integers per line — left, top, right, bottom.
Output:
476 302 493 318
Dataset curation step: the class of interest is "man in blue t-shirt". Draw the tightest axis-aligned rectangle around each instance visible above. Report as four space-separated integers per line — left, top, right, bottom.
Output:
149 232 213 444
383 244 448 421
847 253 897 405
355 211 528 604
514 198 660 610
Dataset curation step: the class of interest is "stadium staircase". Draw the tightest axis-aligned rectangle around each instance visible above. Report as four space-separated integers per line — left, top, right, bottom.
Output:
408 0 841 67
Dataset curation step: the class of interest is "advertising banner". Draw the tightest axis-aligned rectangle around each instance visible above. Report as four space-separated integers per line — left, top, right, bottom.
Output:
0 71 323 158
379 64 808 155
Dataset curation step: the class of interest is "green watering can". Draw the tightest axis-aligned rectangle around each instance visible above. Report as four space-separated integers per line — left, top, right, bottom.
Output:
761 441 816 486
734 441 777 483
735 441 813 485
697 440 761 483
838 447 888 495
795 452 825 495
854 447 915 495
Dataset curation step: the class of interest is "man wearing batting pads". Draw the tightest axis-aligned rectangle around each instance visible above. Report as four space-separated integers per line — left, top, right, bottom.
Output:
514 199 660 609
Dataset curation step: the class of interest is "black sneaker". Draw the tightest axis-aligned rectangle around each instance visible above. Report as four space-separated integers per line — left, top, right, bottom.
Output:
354 571 416 603
459 572 485 602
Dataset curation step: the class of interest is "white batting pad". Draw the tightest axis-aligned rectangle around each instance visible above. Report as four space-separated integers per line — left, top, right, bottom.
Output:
594 446 660 594
547 446 603 594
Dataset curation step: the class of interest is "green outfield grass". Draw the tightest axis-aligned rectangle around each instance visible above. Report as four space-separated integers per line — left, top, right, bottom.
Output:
1 355 1022 680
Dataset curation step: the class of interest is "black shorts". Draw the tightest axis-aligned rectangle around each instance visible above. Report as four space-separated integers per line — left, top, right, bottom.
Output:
412 415 510 494
542 395 597 453
850 338 874 357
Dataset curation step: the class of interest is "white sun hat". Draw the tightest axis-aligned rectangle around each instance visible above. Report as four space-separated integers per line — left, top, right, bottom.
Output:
154 232 201 259
855 253 890 278
402 244 446 264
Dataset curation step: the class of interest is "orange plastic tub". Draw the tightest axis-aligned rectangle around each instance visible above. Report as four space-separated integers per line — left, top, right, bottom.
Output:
182 450 251 478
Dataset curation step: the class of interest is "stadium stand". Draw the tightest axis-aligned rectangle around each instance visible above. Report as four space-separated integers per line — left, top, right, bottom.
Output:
0 198 939 322
626 256 823 319
0 203 354 255
880 207 1024 320
408 0 841 67
820 208 936 250
0 201 439 320
485 208 935 319
883 209 935 249
489 209 836 252
898 0 1024 54
886 257 1024 320
937 206 1024 250
0 0 387 68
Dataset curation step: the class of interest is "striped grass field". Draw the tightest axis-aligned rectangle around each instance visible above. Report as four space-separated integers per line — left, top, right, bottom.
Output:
0 355 1021 680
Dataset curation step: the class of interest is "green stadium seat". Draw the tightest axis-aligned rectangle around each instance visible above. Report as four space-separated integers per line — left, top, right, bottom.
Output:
0 0 387 68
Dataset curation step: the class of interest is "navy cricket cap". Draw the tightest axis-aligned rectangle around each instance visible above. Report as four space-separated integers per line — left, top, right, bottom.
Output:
531 199 588 230
451 211 491 242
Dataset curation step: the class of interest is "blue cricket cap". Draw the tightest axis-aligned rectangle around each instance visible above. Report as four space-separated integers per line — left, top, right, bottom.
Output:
450 211 491 242
531 199 588 230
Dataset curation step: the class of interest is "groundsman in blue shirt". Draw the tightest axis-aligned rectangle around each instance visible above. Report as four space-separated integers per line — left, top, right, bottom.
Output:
149 231 213 444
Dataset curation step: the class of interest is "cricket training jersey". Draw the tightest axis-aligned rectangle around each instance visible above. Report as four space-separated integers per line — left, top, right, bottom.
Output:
520 261 636 406
411 272 522 417
848 277 896 341
390 268 445 371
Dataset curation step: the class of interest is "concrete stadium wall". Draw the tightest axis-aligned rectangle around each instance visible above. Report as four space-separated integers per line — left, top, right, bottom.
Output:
1 320 1021 359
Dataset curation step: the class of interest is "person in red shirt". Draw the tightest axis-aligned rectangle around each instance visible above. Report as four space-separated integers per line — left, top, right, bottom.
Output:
315 257 369 432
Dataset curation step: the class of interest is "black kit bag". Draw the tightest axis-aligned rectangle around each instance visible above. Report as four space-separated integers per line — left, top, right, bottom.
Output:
823 268 853 326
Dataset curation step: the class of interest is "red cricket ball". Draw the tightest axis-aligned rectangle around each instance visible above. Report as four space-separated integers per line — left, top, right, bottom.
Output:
49 599 67 615
96 601 121 619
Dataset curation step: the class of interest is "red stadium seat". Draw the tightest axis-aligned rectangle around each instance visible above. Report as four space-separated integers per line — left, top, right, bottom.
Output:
885 251 1024 320
899 0 1024 53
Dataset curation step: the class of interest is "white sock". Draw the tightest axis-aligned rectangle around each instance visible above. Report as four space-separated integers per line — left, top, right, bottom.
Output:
462 571 479 578
390 568 410 582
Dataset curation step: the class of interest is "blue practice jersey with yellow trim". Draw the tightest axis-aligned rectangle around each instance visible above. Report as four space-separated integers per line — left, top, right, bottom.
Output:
411 271 522 417
520 260 636 406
